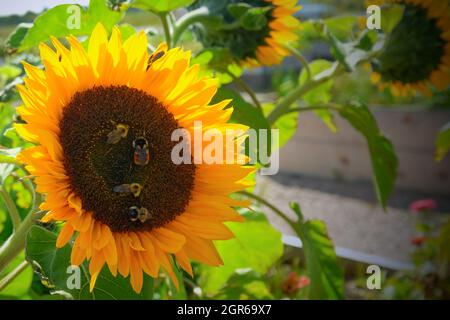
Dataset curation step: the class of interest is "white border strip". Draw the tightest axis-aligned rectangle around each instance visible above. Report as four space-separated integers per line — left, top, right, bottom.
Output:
282 234 415 271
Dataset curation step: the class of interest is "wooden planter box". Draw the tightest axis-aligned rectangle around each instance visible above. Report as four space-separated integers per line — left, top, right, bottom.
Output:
279 107 450 195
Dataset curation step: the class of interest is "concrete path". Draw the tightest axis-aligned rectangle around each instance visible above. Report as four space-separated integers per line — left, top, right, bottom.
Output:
254 174 447 265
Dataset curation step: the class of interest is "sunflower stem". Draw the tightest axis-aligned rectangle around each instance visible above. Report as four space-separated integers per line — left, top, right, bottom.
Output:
0 210 45 274
0 260 28 292
267 63 346 125
285 44 312 81
227 71 263 111
238 191 299 233
172 7 212 46
0 187 21 231
159 12 172 48
284 104 341 115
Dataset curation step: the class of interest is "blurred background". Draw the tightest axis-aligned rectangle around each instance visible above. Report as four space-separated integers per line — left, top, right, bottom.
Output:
0 0 449 299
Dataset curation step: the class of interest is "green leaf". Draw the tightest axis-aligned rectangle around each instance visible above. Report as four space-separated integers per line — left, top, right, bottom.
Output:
339 102 398 209
26 226 153 300
299 60 337 132
328 33 371 72
298 219 344 299
263 103 298 150
0 65 22 82
214 270 273 299
324 16 357 40
227 3 252 19
212 88 271 162
118 24 137 41
132 0 194 12
3 23 32 53
0 252 33 298
382 4 405 34
199 212 283 295
19 0 123 51
240 7 270 31
435 122 450 162
289 201 304 222
0 148 21 186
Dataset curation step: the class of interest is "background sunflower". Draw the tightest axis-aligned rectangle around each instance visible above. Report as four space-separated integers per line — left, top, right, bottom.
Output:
368 0 450 96
189 0 302 66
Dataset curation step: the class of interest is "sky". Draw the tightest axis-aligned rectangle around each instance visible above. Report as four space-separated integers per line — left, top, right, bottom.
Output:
0 0 89 16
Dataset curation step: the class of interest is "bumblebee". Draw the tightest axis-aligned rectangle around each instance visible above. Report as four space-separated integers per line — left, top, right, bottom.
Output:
128 206 151 223
107 123 129 144
133 137 150 166
113 183 142 198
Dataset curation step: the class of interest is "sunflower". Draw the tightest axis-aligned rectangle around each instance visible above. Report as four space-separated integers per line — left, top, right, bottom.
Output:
16 24 253 293
191 0 301 66
368 0 450 96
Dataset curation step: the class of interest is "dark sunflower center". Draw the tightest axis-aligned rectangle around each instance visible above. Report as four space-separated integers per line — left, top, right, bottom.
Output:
372 3 445 84
190 0 274 61
59 86 196 232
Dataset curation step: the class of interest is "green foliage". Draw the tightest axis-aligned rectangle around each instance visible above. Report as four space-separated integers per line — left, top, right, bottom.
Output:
0 253 33 298
381 4 405 34
263 103 297 150
288 202 344 300
213 270 273 299
298 219 344 299
213 88 271 162
339 102 398 209
435 122 450 162
323 16 358 41
132 0 195 13
26 226 154 300
299 60 337 132
199 212 283 295
16 0 123 51
3 24 31 54
0 148 21 186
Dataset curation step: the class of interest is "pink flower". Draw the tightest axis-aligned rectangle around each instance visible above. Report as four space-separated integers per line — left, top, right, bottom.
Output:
282 272 310 295
411 236 426 246
409 199 437 213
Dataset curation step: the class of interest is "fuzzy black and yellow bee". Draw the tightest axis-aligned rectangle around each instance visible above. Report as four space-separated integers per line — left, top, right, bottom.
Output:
113 183 142 198
128 206 151 223
133 137 150 166
107 123 129 144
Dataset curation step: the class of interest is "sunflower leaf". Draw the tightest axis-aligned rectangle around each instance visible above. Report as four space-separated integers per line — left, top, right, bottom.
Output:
0 147 21 186
338 102 398 209
299 60 337 133
297 219 344 299
382 4 405 34
0 252 33 298
132 0 195 13
26 225 154 300
212 88 271 163
18 0 123 51
198 212 283 295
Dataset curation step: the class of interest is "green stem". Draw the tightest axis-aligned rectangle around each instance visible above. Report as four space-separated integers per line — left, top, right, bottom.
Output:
172 7 211 46
0 187 21 231
0 210 45 274
159 12 172 48
267 64 345 125
238 191 298 232
227 71 263 111
0 260 28 292
285 44 311 81
285 104 341 115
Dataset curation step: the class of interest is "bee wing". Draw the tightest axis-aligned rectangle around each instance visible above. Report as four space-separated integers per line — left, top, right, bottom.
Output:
113 184 130 193
107 131 120 144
